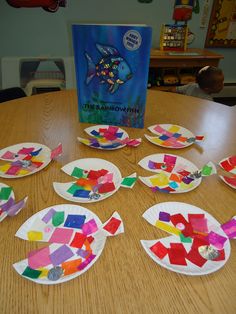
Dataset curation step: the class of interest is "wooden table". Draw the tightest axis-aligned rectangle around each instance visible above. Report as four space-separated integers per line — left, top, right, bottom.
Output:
0 90 235 314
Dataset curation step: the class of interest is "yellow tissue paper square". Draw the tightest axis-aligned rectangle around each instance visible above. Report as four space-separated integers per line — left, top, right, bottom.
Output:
18 169 30 175
38 268 49 278
168 125 180 133
80 139 90 145
150 173 169 187
155 220 181 236
27 231 43 241
31 156 44 162
180 181 193 190
0 163 11 173
99 138 108 143
152 138 164 145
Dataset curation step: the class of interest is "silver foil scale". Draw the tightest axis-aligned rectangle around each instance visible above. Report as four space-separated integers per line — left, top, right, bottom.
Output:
47 266 64 281
189 171 202 179
187 137 196 143
198 245 220 260
89 193 101 200
21 160 32 168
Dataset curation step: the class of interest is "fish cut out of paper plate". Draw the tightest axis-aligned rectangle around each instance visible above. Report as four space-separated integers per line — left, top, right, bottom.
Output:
141 202 236 276
138 153 216 193
0 143 62 178
0 182 28 222
13 204 124 284
77 125 141 150
145 124 204 149
53 158 137 203
218 155 236 189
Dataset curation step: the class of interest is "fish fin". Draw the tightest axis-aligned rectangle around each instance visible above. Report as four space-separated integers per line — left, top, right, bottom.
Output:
110 82 120 94
96 44 119 57
85 52 96 84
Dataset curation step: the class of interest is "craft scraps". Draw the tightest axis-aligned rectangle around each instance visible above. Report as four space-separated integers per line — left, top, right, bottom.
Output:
0 143 62 178
13 204 124 284
145 124 204 149
77 125 141 150
53 158 137 203
219 155 236 189
0 183 28 222
141 202 233 275
138 153 216 193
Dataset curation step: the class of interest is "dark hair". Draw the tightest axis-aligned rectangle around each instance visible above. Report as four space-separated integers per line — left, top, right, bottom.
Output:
196 66 223 90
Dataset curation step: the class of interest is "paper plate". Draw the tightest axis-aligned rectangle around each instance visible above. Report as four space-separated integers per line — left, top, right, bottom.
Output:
0 143 51 178
79 125 129 150
138 153 201 193
219 156 236 175
145 124 196 149
84 125 128 138
141 202 230 276
218 156 236 189
53 158 122 203
13 204 123 284
219 175 236 190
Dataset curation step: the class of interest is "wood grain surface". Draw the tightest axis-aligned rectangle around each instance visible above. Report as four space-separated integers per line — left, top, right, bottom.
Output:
0 90 235 314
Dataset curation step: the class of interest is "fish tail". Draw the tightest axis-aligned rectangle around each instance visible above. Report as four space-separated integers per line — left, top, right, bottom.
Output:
85 52 96 84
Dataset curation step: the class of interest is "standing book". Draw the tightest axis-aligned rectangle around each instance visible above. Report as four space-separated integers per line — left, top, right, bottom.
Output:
72 24 152 128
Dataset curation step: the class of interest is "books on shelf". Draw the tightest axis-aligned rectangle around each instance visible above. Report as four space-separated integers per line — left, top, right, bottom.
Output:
72 24 152 128
160 24 188 51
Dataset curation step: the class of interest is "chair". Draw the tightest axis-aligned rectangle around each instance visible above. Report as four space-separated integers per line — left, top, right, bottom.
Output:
0 87 26 103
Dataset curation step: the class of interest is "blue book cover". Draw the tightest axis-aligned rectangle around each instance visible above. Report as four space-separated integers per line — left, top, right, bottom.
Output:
72 24 152 128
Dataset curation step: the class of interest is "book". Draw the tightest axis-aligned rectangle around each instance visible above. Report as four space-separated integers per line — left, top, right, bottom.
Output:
72 24 152 128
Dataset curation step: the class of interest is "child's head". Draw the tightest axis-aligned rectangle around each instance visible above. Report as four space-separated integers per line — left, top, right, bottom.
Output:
196 66 224 94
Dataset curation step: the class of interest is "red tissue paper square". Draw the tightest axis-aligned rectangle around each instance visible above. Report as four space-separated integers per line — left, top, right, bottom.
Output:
150 241 168 259
103 217 121 234
168 243 187 266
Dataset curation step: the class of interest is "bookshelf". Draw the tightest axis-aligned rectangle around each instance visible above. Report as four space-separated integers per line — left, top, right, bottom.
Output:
149 48 224 90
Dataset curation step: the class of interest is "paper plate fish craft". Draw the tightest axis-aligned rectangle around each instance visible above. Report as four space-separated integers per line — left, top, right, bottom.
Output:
218 155 236 189
13 204 124 284
141 202 236 275
145 124 204 149
0 183 28 222
0 143 62 178
77 125 141 150
85 44 132 94
138 153 216 193
53 158 137 203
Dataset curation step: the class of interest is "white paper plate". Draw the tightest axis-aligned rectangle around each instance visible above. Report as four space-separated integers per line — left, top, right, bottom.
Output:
145 124 195 149
219 156 236 175
219 175 236 190
0 143 51 178
82 125 129 150
141 202 230 276
218 156 236 189
13 204 107 284
138 153 201 193
53 158 122 203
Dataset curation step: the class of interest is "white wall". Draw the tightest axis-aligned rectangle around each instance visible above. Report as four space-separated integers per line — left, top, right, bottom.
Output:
0 0 235 88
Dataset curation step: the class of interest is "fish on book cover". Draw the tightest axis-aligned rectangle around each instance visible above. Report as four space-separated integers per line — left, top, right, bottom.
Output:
72 24 152 128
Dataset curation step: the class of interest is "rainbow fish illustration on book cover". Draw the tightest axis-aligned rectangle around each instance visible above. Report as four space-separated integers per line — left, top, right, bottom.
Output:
72 24 152 128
